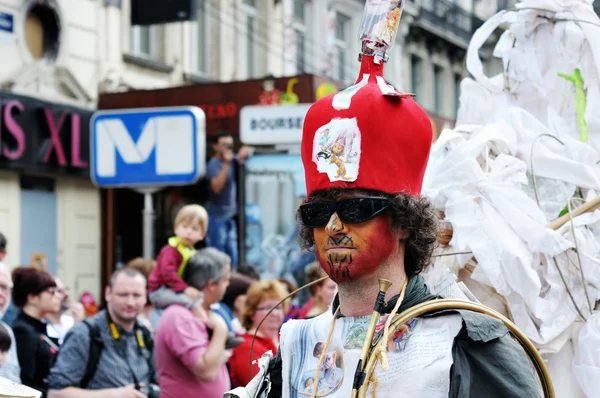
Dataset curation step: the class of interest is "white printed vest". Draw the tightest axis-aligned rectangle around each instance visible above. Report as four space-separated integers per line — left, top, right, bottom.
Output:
280 311 462 398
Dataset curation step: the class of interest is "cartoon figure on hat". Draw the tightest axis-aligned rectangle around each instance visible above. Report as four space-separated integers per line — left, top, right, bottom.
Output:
312 118 361 182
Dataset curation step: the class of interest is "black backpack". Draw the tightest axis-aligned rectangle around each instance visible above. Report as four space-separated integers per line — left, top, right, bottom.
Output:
76 319 155 388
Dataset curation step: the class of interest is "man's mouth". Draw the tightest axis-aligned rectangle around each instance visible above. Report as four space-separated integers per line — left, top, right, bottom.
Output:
326 247 355 252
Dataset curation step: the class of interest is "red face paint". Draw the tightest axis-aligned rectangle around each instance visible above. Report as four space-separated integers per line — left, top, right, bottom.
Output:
314 214 398 283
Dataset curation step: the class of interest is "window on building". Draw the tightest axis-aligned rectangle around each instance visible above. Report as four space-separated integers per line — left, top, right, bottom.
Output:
293 0 310 73
242 0 258 78
131 26 153 57
335 12 351 83
434 65 443 114
192 0 209 74
454 73 462 116
411 55 422 98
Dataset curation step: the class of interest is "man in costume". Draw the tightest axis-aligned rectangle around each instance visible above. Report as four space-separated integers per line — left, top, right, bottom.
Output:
227 1 542 397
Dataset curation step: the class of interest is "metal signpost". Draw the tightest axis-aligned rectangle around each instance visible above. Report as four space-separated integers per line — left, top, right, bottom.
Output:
90 106 206 259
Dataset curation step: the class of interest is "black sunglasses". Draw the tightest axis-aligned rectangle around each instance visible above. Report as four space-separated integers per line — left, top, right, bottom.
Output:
299 196 391 228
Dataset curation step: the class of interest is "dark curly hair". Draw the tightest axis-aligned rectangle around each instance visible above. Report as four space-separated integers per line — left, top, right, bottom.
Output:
297 188 439 277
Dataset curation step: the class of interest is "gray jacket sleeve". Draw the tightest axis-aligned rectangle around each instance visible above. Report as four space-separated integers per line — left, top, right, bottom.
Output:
0 322 21 383
47 322 91 390
449 311 542 398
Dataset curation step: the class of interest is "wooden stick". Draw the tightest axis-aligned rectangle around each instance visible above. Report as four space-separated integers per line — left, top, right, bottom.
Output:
547 194 600 231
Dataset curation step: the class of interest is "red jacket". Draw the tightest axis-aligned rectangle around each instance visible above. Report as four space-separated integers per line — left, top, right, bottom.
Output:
229 333 278 388
148 244 188 292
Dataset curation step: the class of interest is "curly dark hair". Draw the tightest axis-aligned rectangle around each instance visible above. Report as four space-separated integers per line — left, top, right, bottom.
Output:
297 188 439 277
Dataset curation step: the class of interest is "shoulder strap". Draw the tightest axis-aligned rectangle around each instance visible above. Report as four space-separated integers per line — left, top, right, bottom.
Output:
80 319 104 389
139 324 156 384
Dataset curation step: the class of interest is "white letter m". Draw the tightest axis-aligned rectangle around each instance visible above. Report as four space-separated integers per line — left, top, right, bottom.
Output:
95 115 194 178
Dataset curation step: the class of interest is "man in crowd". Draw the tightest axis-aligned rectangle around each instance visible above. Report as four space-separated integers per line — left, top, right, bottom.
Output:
46 277 85 344
153 247 232 398
0 260 20 384
48 267 155 398
205 132 253 268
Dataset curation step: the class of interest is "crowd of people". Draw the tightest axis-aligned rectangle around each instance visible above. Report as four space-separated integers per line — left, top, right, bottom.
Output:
0 197 333 398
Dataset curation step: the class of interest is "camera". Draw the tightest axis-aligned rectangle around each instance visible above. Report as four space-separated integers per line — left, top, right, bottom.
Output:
139 383 160 398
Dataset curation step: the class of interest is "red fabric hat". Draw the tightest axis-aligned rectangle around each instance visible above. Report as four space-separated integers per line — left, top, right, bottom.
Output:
301 55 432 197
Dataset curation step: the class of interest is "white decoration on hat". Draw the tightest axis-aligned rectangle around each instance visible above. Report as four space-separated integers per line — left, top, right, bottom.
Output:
332 74 370 110
312 118 362 183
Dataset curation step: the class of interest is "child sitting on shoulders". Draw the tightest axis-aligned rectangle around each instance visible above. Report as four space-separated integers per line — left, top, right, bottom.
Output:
148 204 242 348
148 204 208 315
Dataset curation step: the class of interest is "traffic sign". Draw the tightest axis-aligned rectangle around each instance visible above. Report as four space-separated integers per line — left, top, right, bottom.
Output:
90 106 206 188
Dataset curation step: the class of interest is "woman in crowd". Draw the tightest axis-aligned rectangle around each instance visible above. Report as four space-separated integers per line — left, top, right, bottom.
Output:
11 267 61 397
294 262 337 319
228 280 287 388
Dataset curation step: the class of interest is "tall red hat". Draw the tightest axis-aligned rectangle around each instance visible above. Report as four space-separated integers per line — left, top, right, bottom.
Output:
301 0 432 197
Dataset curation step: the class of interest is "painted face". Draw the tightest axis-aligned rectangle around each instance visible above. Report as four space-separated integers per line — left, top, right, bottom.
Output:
174 217 205 247
313 200 398 283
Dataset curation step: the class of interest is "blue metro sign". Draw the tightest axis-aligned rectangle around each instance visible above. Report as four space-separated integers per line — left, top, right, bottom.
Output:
90 106 206 188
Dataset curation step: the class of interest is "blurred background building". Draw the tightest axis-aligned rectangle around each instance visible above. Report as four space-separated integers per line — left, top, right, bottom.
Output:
0 0 518 298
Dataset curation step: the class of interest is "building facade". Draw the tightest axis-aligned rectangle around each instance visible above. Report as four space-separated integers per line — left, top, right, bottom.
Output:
0 0 101 299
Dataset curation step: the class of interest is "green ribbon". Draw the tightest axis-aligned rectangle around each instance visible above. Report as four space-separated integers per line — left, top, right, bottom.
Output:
556 69 588 217
558 68 588 144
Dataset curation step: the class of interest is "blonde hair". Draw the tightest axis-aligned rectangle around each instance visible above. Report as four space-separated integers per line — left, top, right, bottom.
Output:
241 280 288 330
174 204 209 234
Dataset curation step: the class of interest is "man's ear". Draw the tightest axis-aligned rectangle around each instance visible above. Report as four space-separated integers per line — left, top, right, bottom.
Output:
26 293 37 305
104 286 111 303
394 227 409 242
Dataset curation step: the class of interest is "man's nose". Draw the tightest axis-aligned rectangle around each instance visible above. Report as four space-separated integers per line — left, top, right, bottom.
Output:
325 212 347 235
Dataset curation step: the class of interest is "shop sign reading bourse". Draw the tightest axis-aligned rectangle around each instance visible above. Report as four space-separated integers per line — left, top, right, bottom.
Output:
239 104 312 145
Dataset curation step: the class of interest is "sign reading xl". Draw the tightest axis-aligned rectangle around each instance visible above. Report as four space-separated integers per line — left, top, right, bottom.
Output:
90 107 206 188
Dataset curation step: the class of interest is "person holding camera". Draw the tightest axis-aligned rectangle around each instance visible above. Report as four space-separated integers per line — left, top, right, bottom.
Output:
47 268 158 398
205 132 253 269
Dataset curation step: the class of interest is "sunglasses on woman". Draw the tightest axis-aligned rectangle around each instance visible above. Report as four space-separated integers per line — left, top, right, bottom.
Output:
299 196 391 228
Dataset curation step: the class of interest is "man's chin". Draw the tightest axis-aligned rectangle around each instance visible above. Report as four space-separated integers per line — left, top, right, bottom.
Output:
115 313 139 323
